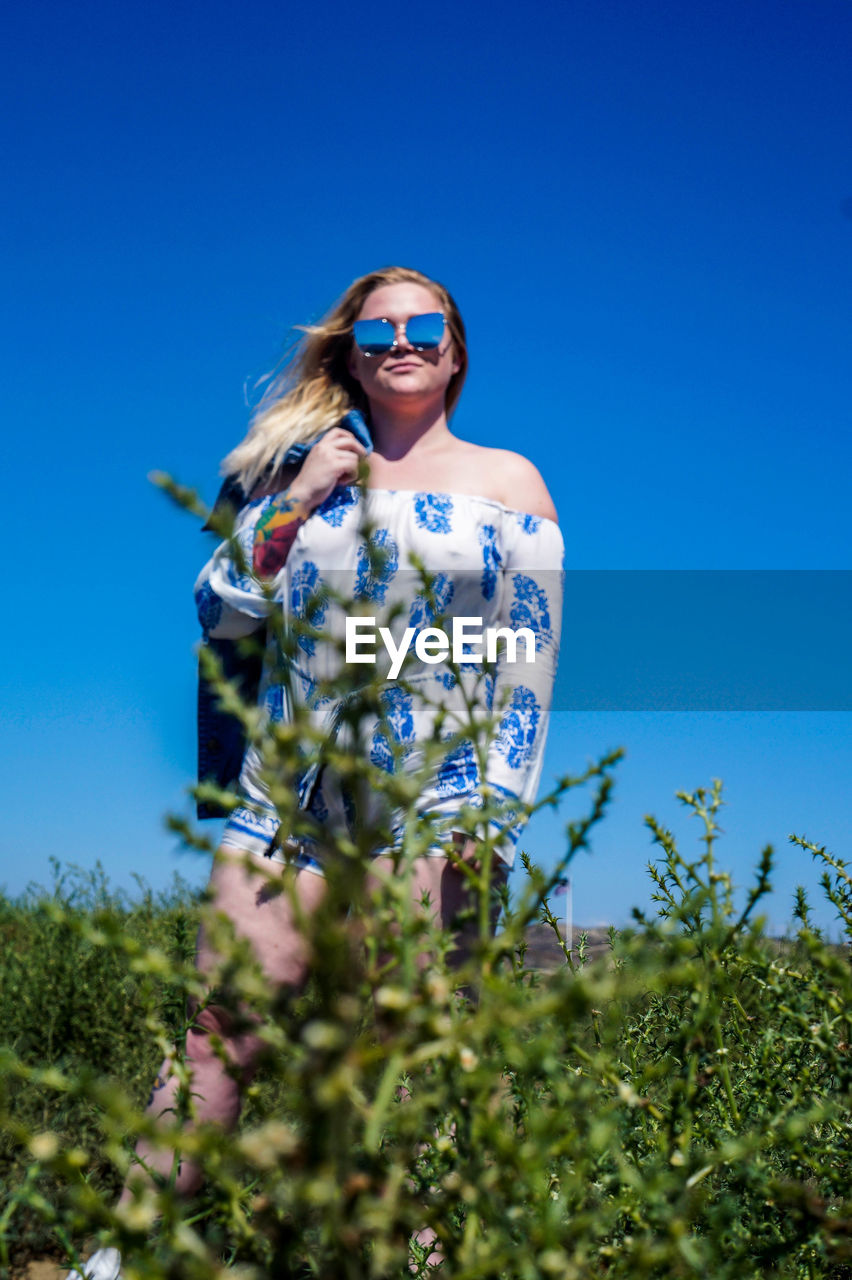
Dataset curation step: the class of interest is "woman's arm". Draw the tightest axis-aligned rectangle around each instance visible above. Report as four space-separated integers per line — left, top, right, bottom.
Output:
252 427 368 578
195 497 277 638
196 426 369 635
482 513 564 858
252 491 311 578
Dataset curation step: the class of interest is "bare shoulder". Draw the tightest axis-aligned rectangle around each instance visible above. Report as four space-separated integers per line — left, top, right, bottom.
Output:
465 446 558 522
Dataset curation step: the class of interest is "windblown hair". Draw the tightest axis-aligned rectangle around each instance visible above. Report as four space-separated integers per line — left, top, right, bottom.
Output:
222 266 468 493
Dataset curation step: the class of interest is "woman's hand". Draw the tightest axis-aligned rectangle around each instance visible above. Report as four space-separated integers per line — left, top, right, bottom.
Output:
288 428 368 512
252 429 367 578
451 832 484 871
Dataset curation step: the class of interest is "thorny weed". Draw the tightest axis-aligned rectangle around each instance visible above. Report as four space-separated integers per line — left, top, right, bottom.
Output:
2 483 851 1278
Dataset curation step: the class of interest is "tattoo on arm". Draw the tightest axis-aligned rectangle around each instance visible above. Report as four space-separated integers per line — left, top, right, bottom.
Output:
253 491 309 578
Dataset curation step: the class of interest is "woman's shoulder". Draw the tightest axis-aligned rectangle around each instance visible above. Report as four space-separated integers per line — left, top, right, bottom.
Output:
455 443 558 523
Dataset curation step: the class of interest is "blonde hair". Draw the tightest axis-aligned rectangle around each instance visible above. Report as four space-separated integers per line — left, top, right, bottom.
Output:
222 266 469 492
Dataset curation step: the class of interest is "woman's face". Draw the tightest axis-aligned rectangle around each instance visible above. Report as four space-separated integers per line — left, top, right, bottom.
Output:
347 281 459 416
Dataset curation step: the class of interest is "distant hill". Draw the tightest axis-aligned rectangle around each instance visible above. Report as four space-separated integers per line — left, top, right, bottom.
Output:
522 923 614 971
520 924 827 970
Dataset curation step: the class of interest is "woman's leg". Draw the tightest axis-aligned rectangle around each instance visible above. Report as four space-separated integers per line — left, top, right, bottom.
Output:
122 849 327 1200
368 851 507 973
367 853 506 1270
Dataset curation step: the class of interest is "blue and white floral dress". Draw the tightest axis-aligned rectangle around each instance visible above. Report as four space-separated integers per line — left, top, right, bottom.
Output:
195 486 563 871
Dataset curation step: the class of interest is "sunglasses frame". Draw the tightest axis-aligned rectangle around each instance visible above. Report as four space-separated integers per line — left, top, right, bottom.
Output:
351 311 447 358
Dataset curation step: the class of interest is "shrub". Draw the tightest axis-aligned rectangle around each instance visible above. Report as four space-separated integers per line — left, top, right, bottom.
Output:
3 484 851 1278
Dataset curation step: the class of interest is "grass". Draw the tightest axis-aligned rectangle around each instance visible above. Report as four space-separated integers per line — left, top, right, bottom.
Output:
2 778 852 1279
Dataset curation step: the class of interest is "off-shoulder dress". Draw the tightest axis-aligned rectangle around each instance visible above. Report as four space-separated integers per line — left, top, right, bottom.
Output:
195 485 563 873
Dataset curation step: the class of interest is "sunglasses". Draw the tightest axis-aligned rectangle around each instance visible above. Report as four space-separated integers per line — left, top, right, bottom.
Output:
351 311 446 357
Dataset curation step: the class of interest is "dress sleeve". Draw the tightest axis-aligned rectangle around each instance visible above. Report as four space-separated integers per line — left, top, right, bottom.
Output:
193 495 283 639
483 513 564 854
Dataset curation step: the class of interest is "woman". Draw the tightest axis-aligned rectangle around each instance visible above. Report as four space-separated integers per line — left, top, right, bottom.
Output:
70 267 562 1280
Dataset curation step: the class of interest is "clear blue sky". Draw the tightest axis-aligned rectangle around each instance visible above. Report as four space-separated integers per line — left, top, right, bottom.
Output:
2 0 850 934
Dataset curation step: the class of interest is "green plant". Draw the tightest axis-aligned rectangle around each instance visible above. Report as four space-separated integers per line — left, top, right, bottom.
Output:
3 485 851 1279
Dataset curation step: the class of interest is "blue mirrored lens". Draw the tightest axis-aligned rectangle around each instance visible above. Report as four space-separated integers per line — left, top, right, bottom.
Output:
405 312 445 350
353 317 394 355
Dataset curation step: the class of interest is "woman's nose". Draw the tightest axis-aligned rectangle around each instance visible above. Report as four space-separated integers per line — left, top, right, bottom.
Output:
391 319 413 351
